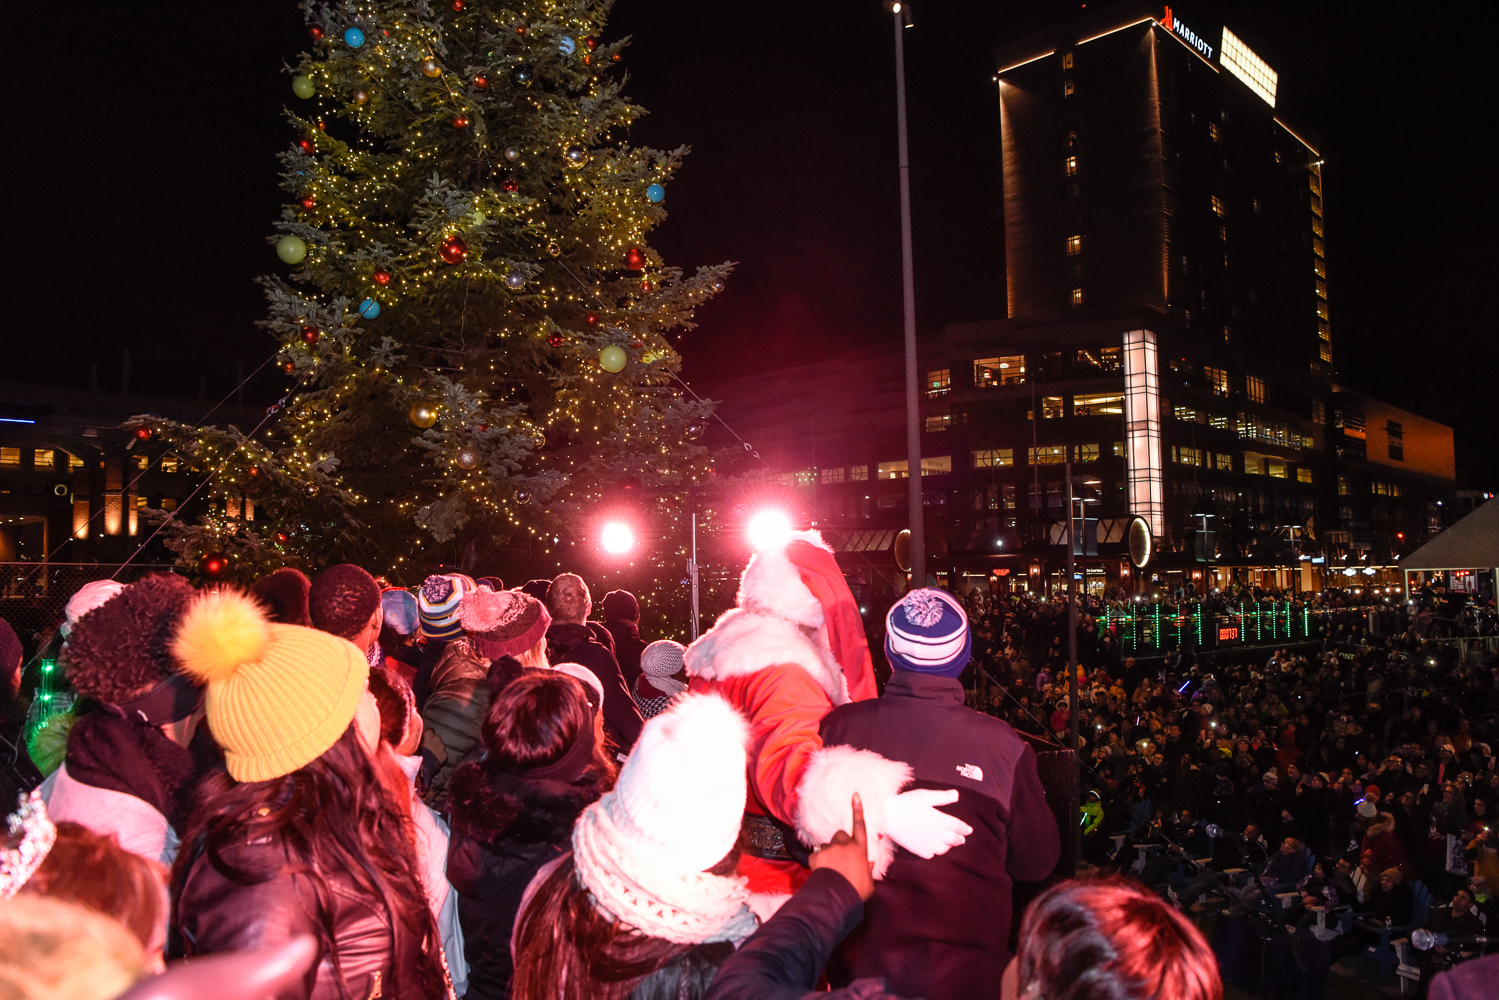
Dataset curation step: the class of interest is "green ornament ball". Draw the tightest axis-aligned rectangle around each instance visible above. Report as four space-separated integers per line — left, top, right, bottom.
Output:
291 76 316 99
276 235 308 264
599 345 627 373
471 209 486 225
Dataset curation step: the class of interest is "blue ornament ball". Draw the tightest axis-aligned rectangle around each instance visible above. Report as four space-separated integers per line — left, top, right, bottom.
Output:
358 298 381 319
645 183 665 203
344 27 365 48
558 35 577 56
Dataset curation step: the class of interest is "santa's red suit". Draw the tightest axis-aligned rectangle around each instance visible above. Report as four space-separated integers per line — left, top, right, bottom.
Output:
686 531 969 899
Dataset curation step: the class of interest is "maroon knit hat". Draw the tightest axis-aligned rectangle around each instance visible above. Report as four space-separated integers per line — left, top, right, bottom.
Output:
0 619 22 691
64 573 198 705
458 589 551 659
249 567 313 627
308 564 381 640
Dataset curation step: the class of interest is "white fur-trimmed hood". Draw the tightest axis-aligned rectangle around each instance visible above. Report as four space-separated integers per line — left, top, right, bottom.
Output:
684 608 851 707
736 529 833 628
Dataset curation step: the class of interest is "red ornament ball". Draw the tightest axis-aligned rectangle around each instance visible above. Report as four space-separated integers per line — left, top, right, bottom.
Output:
281 359 296 373
301 325 321 345
247 465 260 477
582 54 591 66
300 195 316 210
548 332 565 347
515 24 526 34
585 37 597 50
612 53 621 62
624 246 646 270
297 138 315 153
439 236 468 264
451 0 464 9
585 311 599 326
372 268 391 286
309 25 324 40
197 552 228 579
639 280 652 292
502 177 519 192
453 116 469 129
133 426 153 442
473 74 488 89
276 532 289 544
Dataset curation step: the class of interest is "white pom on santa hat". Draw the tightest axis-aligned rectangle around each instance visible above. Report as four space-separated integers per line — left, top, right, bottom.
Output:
735 528 832 628
609 693 750 874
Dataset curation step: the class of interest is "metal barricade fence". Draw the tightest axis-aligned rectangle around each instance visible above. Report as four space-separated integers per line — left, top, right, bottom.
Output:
0 562 180 662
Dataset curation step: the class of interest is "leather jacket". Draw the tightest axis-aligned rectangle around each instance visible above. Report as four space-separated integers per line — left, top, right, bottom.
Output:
176 836 437 1000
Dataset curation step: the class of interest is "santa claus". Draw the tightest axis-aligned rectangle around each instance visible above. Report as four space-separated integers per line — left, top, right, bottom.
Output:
685 529 971 897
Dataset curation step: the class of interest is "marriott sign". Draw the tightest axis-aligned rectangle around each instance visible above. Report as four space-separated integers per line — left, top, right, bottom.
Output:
1162 6 1215 60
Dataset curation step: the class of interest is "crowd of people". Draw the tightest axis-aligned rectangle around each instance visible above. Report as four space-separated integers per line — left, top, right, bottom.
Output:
1 541 1493 1000
953 582 1499 990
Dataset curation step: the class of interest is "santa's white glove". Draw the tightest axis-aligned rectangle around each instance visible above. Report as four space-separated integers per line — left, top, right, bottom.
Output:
883 788 972 859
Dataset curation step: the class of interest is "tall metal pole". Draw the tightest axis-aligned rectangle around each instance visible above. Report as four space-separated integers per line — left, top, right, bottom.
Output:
1066 461 1081 863
689 510 701 641
892 5 924 590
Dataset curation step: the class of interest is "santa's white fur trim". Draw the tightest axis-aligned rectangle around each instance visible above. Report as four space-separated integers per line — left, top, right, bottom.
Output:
684 608 850 706
736 529 833 628
794 744 912 879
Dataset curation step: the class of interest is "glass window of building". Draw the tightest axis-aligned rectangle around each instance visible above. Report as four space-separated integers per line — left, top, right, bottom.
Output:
1061 52 1073 70
849 465 868 481
819 467 845 484
1246 375 1265 403
1211 195 1226 217
1074 393 1124 417
1063 79 1075 97
877 460 909 480
1071 288 1083 306
1075 347 1120 372
1066 234 1082 255
925 410 951 433
33 448 55 468
1215 453 1232 471
974 356 1026 387
925 369 950 396
1113 441 1125 457
972 449 1014 468
1028 396 1064 420
1204 367 1230 397
1028 446 1066 465
1075 443 1099 462
0 447 20 466
1297 468 1313 484
920 457 952 476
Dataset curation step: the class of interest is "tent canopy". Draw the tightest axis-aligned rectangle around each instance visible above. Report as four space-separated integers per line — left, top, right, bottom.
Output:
1399 500 1499 571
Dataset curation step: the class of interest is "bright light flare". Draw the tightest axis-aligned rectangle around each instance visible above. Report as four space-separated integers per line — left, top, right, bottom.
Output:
601 522 634 554
746 509 794 551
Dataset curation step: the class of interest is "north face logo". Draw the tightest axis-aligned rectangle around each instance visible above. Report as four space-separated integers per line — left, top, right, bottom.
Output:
956 763 983 781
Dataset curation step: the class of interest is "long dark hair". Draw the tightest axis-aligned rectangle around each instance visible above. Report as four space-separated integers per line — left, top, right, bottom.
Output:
510 853 734 1000
172 725 446 999
481 669 616 782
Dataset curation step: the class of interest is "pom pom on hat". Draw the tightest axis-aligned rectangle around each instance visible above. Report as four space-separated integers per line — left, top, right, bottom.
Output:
173 590 272 686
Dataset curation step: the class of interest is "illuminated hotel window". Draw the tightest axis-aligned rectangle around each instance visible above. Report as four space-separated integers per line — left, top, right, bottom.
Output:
1066 234 1082 255
1074 393 1124 417
68 452 84 469
925 368 951 396
1313 237 1324 257
925 410 951 433
1063 79 1075 96
1297 468 1313 484
1061 52 1073 70
1221 28 1278 106
1312 401 1326 425
1209 414 1230 430
1209 123 1222 143
0 448 19 466
1338 477 1349 496
1246 376 1265 403
161 497 178 511
974 356 1026 387
1215 453 1232 471
877 460 909 480
1029 397 1064 420
972 448 1014 468
134 455 149 470
1316 301 1329 320
1071 288 1083 307
1312 216 1324 236
161 456 179 472
1218 225 1227 242
34 448 55 468
1211 195 1226 217
1320 343 1333 362
849 465 868 481
1316 279 1327 300
1314 258 1326 278
1028 446 1066 465
1113 442 1125 457
1075 347 1121 372
1173 406 1198 423
1074 443 1099 462
1223 325 1233 344
820 467 845 484
920 457 952 476
1204 367 1230 397
1065 156 1077 177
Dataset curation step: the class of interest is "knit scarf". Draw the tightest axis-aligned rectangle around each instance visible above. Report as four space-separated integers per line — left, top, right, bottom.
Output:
570 796 757 946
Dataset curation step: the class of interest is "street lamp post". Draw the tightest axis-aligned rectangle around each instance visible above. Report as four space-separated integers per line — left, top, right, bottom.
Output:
888 1 923 590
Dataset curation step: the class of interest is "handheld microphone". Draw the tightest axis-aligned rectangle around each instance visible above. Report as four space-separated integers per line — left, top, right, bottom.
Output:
1411 929 1498 951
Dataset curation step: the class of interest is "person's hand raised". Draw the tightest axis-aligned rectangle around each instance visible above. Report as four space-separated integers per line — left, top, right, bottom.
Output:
810 793 876 901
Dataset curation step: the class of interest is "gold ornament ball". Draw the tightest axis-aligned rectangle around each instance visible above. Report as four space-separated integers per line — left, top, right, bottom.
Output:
409 404 439 428
421 58 442 78
599 345 627 373
353 89 370 105
545 242 561 257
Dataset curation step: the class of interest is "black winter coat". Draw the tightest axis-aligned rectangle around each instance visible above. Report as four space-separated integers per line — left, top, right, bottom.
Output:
445 760 608 1000
545 623 642 751
820 672 1060 1000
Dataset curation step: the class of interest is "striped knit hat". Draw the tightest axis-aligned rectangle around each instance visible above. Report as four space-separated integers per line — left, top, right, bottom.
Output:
418 574 474 641
884 589 971 678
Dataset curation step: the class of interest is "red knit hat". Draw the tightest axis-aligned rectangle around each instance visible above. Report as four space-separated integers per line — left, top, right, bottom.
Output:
249 568 312 627
307 564 381 640
459 589 550 659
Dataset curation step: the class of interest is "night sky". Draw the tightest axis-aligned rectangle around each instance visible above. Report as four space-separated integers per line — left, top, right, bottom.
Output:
5 1 1495 484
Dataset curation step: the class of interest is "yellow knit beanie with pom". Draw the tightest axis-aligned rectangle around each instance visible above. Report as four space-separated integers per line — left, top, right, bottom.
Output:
171 588 369 782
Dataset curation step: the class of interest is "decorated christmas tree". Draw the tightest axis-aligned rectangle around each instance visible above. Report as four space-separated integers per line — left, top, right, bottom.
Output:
136 0 728 588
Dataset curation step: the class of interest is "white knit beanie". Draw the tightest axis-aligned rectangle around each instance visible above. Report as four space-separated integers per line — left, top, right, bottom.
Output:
571 693 758 944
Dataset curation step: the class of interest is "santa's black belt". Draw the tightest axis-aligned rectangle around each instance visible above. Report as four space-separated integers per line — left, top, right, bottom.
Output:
739 813 810 866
